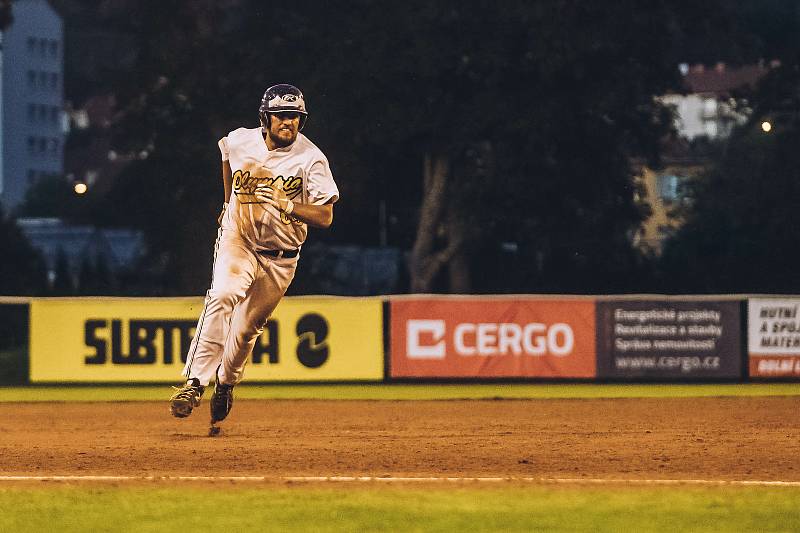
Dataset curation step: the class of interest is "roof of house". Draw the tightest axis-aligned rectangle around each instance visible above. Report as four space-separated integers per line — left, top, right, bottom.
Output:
16 217 145 273
682 61 778 96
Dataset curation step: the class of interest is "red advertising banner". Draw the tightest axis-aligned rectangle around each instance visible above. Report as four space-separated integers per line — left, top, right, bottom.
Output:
390 297 596 378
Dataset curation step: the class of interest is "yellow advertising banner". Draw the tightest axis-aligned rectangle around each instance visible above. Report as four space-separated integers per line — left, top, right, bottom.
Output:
29 297 384 382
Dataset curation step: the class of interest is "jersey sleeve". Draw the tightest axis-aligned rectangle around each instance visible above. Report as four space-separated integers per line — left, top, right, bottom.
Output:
307 158 340 205
218 137 230 161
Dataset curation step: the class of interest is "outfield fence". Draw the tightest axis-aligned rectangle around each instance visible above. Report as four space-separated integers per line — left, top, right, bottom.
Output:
0 294 798 384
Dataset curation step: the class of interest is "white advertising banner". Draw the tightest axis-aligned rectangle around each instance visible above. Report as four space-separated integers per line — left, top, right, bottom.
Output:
748 298 800 378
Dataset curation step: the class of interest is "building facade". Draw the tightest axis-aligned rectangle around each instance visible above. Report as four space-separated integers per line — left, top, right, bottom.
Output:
0 0 64 213
636 62 774 254
660 62 771 141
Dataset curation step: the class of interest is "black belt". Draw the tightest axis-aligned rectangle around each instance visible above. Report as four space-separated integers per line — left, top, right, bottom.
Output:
259 248 299 259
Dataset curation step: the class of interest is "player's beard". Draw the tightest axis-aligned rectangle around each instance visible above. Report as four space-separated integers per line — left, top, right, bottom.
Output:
268 128 297 148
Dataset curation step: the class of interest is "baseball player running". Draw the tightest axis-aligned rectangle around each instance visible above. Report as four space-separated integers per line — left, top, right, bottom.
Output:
169 84 339 433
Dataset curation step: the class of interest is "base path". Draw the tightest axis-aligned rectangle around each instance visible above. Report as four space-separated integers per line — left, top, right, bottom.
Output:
2 397 799 480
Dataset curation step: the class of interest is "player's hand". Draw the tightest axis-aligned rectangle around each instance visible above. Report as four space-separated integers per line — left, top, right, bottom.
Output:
255 184 294 213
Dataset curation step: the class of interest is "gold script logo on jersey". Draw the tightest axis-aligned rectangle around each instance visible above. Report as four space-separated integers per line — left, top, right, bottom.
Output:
232 169 303 224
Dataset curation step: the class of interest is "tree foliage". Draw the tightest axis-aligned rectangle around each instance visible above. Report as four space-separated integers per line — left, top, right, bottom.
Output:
17 174 93 221
0 208 47 295
61 0 770 294
659 59 800 292
0 0 11 31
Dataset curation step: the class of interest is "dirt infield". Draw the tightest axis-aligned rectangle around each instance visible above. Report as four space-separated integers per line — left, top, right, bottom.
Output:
2 397 799 481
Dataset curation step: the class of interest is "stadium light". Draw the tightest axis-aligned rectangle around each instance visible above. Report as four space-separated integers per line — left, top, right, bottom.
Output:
74 182 88 195
761 120 772 133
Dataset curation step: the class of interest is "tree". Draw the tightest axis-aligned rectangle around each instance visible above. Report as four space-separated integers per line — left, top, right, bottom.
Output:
94 253 113 295
82 1 241 293
91 0 756 294
0 0 12 31
659 59 800 292
17 174 93 221
266 1 707 293
0 207 47 295
52 248 74 295
77 252 114 295
77 254 96 293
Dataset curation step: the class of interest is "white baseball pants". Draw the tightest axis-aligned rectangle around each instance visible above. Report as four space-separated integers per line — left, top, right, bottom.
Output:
182 228 297 386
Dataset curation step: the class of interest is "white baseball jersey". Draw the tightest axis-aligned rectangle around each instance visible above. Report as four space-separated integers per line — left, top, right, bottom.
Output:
219 127 339 251
181 126 338 388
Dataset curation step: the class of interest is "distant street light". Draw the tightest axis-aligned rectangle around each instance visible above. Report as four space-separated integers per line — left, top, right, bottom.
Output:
74 182 88 195
761 120 772 133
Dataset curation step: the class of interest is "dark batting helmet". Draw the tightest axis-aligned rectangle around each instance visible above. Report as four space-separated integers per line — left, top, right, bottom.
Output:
259 84 308 131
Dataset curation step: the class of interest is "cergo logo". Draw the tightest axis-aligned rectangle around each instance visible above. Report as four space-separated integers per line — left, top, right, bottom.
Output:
406 319 575 359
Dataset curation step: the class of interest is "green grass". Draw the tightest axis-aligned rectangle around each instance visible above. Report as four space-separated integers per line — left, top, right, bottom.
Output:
0 382 799 402
0 485 797 532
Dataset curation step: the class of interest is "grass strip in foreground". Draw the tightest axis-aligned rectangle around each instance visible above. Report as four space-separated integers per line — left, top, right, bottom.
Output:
0 485 797 533
1 382 800 402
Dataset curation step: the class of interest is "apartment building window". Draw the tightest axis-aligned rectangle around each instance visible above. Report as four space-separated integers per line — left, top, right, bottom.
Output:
50 107 59 124
37 138 47 154
49 138 60 156
49 40 58 58
27 37 36 53
27 137 36 155
657 174 680 203
27 103 36 121
39 38 47 57
50 72 58 89
27 70 36 88
38 71 47 88
27 169 37 185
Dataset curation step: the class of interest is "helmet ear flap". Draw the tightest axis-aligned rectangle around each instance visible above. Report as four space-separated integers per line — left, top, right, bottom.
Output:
259 109 271 130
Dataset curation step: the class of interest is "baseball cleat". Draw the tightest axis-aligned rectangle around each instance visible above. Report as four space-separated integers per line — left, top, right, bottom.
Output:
210 376 234 424
169 378 205 418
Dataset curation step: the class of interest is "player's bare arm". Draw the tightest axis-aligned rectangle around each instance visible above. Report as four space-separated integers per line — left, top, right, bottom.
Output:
222 160 232 202
283 200 334 229
218 160 233 225
255 185 334 228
